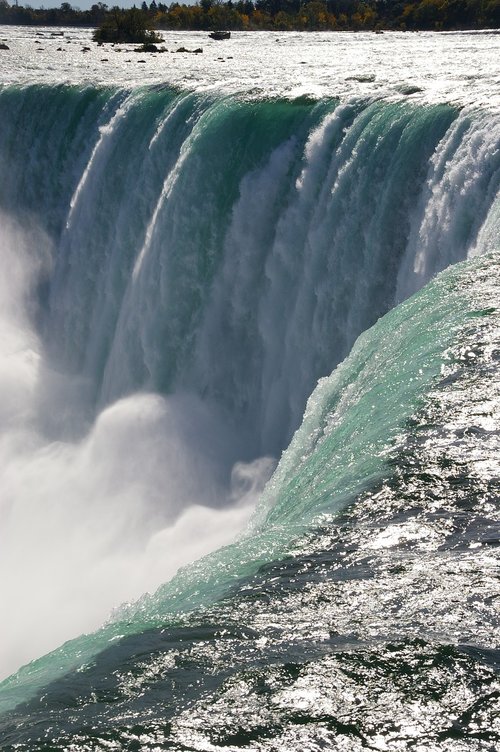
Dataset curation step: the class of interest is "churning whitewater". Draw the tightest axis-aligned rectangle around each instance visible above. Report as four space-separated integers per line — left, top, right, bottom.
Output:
0 27 499 752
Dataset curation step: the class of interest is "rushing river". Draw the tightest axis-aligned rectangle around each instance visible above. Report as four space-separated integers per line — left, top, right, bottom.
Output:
0 26 499 751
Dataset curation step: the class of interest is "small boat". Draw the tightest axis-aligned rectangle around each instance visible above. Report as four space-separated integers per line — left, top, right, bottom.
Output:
209 31 231 40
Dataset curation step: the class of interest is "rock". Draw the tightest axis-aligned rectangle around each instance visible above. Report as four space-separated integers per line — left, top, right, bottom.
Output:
209 31 230 40
134 43 159 53
0 43 9 51
398 84 424 96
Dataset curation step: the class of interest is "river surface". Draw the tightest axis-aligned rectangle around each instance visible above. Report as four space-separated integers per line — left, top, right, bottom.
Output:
0 25 499 751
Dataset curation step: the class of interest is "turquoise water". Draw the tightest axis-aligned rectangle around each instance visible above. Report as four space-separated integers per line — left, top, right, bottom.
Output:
0 83 498 749
1 87 497 453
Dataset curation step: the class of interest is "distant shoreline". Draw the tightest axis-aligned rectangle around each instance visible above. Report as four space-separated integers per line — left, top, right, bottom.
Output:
0 0 498 35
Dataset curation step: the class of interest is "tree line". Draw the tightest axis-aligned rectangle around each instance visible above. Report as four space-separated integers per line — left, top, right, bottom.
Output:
0 0 498 32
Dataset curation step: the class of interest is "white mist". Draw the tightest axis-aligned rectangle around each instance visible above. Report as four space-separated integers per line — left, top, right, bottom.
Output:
0 217 275 680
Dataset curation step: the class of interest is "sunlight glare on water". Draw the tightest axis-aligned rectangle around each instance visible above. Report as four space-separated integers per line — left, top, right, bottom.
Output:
0 27 499 106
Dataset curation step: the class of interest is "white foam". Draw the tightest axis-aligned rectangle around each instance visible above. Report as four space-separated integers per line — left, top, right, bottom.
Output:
0 218 275 680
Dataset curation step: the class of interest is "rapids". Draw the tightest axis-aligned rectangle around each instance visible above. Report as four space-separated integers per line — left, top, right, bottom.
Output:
0 26 498 752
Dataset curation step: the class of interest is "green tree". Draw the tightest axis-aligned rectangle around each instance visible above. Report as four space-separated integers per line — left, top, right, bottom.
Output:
93 6 163 42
